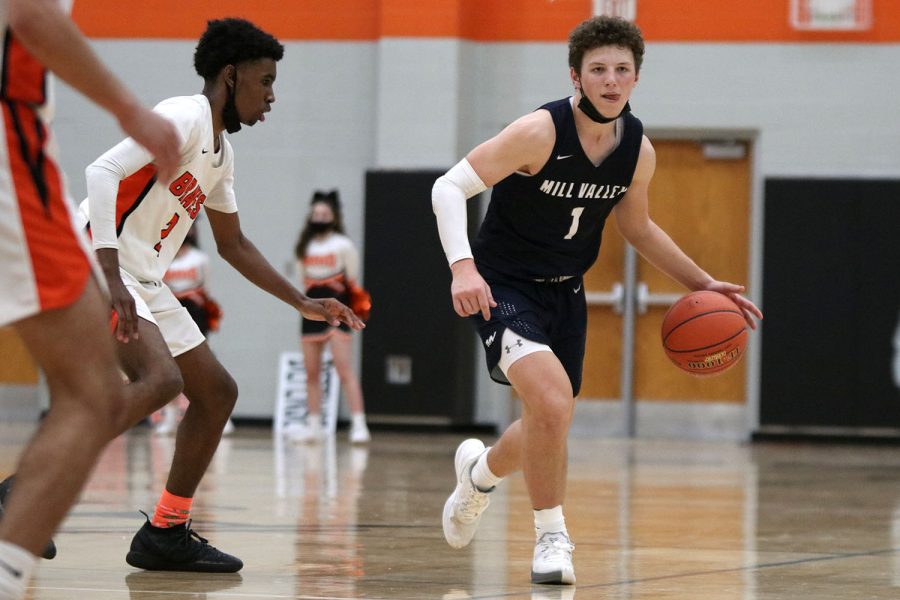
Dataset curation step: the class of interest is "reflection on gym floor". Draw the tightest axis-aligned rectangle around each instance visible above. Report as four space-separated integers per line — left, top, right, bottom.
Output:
0 423 898 599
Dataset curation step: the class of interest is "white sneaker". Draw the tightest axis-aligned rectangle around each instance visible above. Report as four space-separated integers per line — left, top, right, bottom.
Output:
350 423 371 444
287 419 321 443
442 439 492 549
531 531 575 585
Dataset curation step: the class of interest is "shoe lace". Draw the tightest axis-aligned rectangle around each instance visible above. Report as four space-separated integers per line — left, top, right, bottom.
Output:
456 481 490 523
138 511 211 558
180 520 209 546
536 532 574 561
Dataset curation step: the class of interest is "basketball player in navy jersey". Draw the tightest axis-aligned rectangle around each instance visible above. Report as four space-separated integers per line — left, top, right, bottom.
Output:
433 16 762 585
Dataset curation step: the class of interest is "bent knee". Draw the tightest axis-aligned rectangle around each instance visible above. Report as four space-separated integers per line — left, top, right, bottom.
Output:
220 373 238 407
159 364 185 402
48 383 128 440
525 394 575 432
190 372 238 413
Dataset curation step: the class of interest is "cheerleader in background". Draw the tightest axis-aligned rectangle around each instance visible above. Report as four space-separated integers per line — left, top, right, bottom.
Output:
293 190 370 444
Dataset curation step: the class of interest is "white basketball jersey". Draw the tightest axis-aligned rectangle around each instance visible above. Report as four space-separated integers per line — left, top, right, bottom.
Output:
299 233 359 287
79 94 237 282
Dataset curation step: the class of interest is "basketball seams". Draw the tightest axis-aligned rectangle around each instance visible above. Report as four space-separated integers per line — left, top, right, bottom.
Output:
662 309 744 349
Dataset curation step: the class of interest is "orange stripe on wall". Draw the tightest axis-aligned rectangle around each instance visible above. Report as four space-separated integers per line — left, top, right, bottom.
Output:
72 1 380 41
638 0 900 42
73 0 900 42
462 0 592 42
381 0 463 37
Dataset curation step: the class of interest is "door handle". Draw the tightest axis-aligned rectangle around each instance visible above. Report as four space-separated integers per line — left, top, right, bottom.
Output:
636 282 683 315
585 282 625 315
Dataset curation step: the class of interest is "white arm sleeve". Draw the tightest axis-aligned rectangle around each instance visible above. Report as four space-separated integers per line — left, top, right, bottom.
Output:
85 137 154 250
431 158 487 266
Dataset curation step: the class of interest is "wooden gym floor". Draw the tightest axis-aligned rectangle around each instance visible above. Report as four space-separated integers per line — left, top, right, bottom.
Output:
1 422 899 599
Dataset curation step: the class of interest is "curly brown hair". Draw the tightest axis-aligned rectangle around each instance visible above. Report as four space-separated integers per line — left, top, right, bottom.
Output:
568 16 645 74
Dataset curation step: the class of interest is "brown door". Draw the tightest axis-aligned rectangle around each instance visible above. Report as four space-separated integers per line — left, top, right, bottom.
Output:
582 139 753 406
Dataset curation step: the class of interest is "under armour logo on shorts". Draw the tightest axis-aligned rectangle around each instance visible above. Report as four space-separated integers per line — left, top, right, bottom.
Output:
505 339 524 354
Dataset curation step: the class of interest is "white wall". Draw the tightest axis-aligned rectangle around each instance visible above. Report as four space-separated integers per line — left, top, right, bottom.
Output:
51 37 900 421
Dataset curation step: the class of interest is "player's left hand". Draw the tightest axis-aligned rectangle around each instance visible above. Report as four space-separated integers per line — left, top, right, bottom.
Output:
702 281 763 330
300 298 365 331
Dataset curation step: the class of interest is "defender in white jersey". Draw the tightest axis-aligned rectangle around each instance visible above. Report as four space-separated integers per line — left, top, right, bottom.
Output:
81 92 238 283
81 19 363 574
0 1 180 598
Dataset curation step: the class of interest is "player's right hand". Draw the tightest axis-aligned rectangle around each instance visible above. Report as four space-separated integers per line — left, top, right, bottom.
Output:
118 106 181 186
450 258 496 320
108 279 139 343
300 298 365 331
701 280 763 330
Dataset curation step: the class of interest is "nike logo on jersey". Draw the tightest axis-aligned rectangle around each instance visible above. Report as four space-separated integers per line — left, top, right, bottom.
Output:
556 154 573 160
573 283 582 294
484 331 497 348
201 148 209 154
0 557 22 578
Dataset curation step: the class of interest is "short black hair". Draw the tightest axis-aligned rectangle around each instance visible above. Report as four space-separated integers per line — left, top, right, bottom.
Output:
194 18 284 81
568 16 645 74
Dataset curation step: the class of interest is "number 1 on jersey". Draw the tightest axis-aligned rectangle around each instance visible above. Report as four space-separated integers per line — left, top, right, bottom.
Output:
564 207 585 240
153 212 180 254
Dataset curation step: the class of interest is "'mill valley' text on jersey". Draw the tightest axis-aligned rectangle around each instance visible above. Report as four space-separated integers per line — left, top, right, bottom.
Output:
472 97 643 281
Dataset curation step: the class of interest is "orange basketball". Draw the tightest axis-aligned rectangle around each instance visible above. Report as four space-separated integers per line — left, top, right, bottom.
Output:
661 291 748 376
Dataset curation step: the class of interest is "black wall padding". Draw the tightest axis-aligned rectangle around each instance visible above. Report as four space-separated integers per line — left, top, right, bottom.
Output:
761 179 900 430
361 170 480 424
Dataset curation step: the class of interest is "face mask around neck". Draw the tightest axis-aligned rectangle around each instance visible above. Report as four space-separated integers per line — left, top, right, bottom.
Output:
577 92 631 124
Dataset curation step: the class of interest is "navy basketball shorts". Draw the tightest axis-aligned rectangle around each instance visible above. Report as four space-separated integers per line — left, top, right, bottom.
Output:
470 276 587 397
301 285 351 339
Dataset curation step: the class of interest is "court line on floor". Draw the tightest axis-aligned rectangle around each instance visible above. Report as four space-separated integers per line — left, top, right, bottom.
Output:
460 546 900 599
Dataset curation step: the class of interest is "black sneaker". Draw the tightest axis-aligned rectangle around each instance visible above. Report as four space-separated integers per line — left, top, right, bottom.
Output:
125 513 243 572
0 475 57 560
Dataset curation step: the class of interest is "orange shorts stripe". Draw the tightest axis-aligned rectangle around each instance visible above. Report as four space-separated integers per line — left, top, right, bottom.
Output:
2 101 91 312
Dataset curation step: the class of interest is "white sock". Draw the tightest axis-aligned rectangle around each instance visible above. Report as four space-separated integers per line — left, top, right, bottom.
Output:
0 540 37 600
351 413 367 429
533 505 566 538
470 449 502 492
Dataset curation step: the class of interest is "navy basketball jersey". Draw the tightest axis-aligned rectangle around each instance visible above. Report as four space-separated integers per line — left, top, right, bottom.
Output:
472 97 643 281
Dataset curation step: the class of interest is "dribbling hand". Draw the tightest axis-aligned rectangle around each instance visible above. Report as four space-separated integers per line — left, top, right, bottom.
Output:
701 281 763 330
